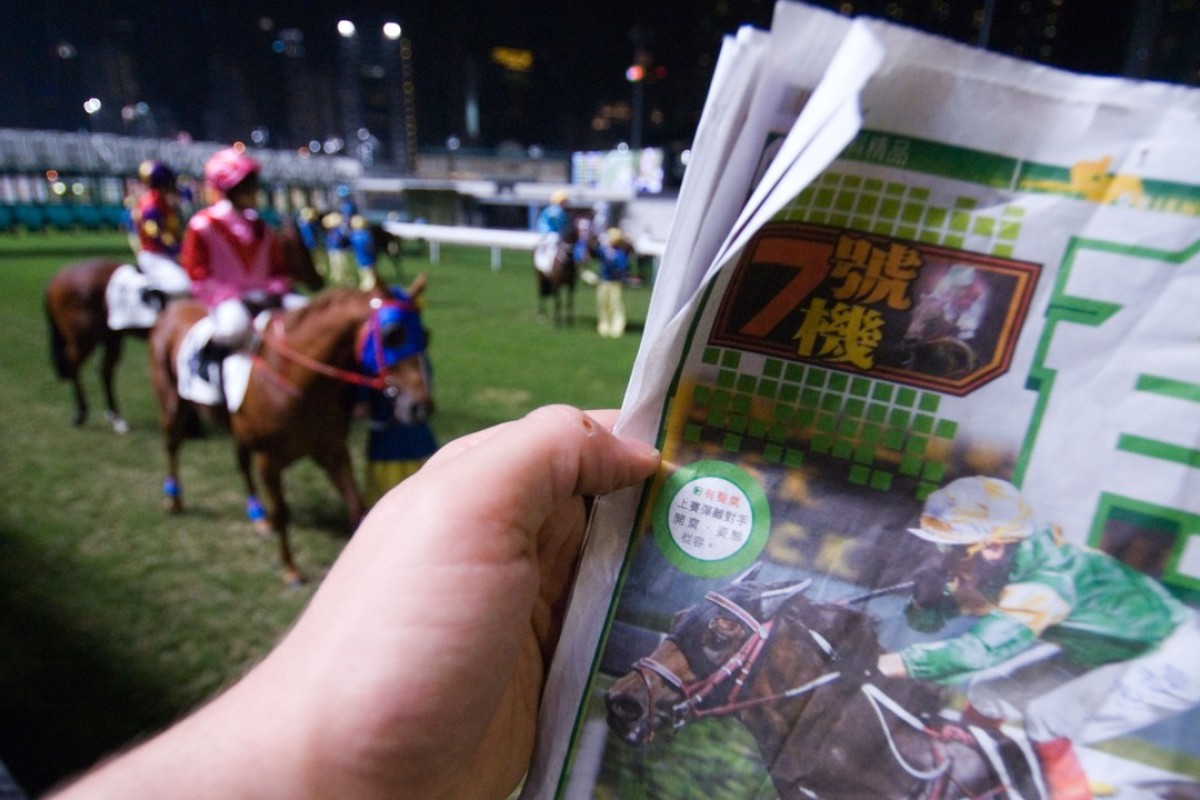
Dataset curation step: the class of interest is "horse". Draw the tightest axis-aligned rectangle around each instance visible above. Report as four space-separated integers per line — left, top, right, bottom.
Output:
44 220 323 433
604 571 1044 800
534 218 588 326
147 281 432 585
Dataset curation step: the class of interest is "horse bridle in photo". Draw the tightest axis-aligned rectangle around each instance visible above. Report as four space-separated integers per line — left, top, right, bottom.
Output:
631 589 843 730
631 588 955 790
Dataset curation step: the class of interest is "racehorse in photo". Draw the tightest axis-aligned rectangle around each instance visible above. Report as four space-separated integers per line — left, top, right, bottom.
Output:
604 571 1043 800
534 218 589 326
44 221 323 433
148 282 431 585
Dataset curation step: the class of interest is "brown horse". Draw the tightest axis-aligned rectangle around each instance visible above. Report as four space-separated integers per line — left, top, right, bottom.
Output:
605 572 1042 800
535 219 587 325
44 221 323 433
148 282 431 585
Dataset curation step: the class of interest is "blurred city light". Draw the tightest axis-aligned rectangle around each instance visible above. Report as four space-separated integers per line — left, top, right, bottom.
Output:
383 22 402 40
337 20 356 38
83 98 102 115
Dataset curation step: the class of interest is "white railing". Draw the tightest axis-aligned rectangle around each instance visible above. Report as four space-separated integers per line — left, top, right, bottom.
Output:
382 220 665 270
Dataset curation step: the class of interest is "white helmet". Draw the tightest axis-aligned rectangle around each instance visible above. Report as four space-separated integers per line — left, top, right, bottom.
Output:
908 476 1034 546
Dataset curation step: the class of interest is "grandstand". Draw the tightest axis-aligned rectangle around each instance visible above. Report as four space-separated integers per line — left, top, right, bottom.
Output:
0 128 361 233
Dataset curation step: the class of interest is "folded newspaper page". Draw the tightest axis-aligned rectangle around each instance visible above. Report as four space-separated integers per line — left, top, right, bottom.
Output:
523 3 1200 798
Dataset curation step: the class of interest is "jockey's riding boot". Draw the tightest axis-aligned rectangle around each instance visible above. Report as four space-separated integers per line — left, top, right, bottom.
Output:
1034 737 1093 800
192 341 231 386
140 286 168 312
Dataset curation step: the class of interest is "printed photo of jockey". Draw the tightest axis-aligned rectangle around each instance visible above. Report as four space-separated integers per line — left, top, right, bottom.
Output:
877 476 1200 800
905 263 989 345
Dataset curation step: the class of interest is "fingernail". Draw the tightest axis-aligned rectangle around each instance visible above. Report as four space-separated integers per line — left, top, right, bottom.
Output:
616 434 661 460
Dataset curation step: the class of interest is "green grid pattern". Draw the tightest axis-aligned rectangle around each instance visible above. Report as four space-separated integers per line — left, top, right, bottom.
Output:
779 171 1025 257
693 348 957 499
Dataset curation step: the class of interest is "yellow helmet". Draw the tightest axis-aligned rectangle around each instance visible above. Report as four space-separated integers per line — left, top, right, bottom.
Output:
908 476 1034 546
607 227 623 245
550 189 569 205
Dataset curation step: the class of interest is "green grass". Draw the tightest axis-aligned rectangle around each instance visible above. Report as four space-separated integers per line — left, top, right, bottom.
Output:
0 231 651 794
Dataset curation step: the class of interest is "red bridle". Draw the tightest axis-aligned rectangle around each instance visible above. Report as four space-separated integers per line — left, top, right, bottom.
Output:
260 314 397 393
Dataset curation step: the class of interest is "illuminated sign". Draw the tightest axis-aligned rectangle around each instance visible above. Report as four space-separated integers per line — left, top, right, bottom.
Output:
491 47 533 72
711 223 1040 395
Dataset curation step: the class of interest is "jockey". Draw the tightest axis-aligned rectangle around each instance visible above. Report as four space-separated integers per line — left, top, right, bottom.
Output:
533 190 571 274
536 189 570 235
349 214 379 290
132 160 190 305
322 186 358 286
594 228 630 338
180 147 307 380
878 476 1200 800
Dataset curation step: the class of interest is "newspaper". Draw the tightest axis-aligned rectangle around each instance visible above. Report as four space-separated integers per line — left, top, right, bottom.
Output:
523 3 1200 798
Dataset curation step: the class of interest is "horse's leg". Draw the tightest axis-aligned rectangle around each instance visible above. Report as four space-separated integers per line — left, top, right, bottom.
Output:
151 344 186 512
69 369 88 427
313 444 366 531
61 331 91 427
160 408 187 514
256 453 302 586
536 273 549 322
237 443 271 537
554 284 565 327
98 333 129 434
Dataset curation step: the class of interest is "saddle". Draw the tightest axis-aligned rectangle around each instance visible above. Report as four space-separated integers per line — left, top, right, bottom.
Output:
534 235 559 274
175 316 254 412
105 264 161 330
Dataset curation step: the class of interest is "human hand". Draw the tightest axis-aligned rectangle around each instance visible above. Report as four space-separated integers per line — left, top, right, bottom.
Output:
50 406 660 800
877 652 909 678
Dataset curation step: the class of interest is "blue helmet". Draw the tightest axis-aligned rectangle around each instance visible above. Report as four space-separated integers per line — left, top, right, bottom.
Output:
138 159 176 189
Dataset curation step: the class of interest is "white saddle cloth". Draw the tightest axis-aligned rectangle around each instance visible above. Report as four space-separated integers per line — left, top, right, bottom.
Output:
174 316 253 412
105 264 160 330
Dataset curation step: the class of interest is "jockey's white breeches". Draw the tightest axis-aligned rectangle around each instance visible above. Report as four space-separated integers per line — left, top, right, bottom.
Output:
136 251 191 296
210 294 310 349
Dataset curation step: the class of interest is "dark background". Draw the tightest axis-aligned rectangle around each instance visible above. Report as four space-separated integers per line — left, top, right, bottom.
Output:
2 0 1195 157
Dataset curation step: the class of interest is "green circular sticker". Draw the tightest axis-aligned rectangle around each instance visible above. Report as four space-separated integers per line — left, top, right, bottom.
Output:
652 460 771 577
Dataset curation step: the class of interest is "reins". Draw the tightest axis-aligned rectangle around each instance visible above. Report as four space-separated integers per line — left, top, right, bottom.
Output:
264 315 392 392
639 589 975 795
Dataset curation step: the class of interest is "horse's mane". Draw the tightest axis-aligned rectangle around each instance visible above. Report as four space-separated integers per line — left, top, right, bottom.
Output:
778 595 946 717
781 596 882 670
284 288 369 327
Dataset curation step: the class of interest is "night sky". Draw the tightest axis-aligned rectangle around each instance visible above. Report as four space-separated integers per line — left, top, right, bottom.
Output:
0 0 762 152
0 0 1162 153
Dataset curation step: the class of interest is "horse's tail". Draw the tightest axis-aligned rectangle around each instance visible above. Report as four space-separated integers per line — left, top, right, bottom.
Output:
45 292 73 379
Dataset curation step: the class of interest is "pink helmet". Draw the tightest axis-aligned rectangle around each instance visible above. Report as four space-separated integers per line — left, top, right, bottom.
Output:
204 147 260 192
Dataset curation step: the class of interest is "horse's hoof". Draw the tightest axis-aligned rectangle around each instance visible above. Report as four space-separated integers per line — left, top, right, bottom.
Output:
253 519 272 537
283 570 307 588
163 498 183 514
72 412 86 427
110 417 130 435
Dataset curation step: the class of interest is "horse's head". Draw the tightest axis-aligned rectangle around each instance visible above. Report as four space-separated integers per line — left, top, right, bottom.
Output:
605 568 813 745
605 568 885 746
357 278 433 425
